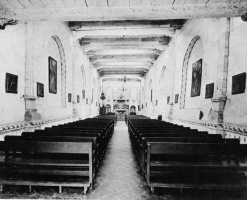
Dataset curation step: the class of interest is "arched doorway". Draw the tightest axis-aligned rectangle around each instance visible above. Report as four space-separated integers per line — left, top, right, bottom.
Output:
105 104 111 114
130 105 136 115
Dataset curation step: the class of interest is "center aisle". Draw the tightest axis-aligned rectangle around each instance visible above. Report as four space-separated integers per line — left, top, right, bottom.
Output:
87 121 153 200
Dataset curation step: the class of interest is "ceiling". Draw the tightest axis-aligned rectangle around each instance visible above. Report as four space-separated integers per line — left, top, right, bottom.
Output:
1 0 247 78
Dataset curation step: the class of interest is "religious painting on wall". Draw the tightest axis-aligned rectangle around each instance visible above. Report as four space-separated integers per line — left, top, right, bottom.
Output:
5 73 18 94
175 94 179 103
167 96 170 104
68 93 71 102
82 90 85 99
37 82 44 97
205 83 214 98
48 56 57 94
191 58 202 97
77 95 80 103
232 72 246 95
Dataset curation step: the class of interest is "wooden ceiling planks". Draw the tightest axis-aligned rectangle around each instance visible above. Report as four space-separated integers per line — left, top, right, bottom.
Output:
130 0 142 6
17 0 35 9
51 0 66 8
39 0 55 8
108 0 119 7
0 0 15 8
73 0 87 7
118 0 129 7
152 0 164 6
8 0 25 9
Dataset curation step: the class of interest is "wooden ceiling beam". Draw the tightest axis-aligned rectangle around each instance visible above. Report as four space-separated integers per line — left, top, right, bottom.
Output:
89 54 159 61
68 19 186 30
95 61 152 67
91 57 155 64
1 3 247 21
97 65 150 69
74 27 176 37
87 49 162 56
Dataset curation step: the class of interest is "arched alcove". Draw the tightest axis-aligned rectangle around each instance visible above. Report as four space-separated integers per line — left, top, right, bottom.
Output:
180 36 201 109
51 36 66 107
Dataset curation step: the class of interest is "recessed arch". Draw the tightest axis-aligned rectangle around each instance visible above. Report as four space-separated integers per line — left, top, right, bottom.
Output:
51 35 66 107
180 35 201 109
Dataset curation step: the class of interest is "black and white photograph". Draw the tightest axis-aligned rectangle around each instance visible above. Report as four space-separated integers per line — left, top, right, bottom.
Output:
0 1 247 200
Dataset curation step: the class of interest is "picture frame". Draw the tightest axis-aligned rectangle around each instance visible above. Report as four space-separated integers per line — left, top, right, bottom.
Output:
175 94 179 103
77 95 80 103
48 56 57 94
5 73 18 94
167 96 170 104
68 93 72 102
205 83 214 98
37 82 44 97
191 58 202 97
232 72 246 95
82 90 85 99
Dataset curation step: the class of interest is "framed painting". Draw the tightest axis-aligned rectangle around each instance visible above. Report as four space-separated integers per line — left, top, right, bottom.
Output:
205 83 214 98
232 73 246 95
68 93 71 102
48 56 57 94
37 82 44 97
167 96 170 104
5 73 18 94
82 90 85 99
175 94 179 103
191 58 202 97
77 95 80 103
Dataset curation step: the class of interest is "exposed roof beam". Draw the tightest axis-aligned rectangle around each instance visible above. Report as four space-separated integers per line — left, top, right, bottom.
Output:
91 57 155 64
1 3 247 21
68 20 186 30
90 54 159 61
74 27 176 37
95 62 152 67
97 66 150 70
87 49 162 56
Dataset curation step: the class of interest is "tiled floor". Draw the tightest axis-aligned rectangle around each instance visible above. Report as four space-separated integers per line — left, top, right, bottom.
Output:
1 121 247 199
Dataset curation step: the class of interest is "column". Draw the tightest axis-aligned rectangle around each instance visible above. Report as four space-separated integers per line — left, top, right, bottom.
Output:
24 22 41 121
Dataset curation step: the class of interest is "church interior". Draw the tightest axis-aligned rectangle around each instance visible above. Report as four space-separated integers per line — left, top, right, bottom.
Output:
1 0 247 199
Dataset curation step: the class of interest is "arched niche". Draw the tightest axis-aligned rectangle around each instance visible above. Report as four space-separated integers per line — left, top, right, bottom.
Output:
51 35 66 107
180 36 202 109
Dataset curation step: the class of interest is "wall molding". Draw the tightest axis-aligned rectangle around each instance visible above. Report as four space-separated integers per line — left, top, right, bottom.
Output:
175 118 247 136
0 115 74 134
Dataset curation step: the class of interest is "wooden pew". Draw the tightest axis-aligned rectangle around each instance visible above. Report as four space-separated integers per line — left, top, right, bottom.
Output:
146 142 247 193
1 140 94 194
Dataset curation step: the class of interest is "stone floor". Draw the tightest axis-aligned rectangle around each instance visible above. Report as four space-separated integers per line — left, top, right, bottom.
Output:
1 121 247 199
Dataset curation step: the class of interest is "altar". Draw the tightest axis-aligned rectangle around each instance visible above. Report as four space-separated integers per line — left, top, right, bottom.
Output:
115 109 128 121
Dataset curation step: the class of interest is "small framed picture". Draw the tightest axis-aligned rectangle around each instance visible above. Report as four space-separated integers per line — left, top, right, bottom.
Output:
68 93 72 102
77 95 80 103
167 96 170 104
175 94 179 103
37 82 44 97
205 83 214 98
6 73 18 94
82 90 85 99
48 56 57 94
232 73 246 95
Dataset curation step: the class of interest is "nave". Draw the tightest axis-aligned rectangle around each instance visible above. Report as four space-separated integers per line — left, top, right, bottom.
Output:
0 121 247 200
